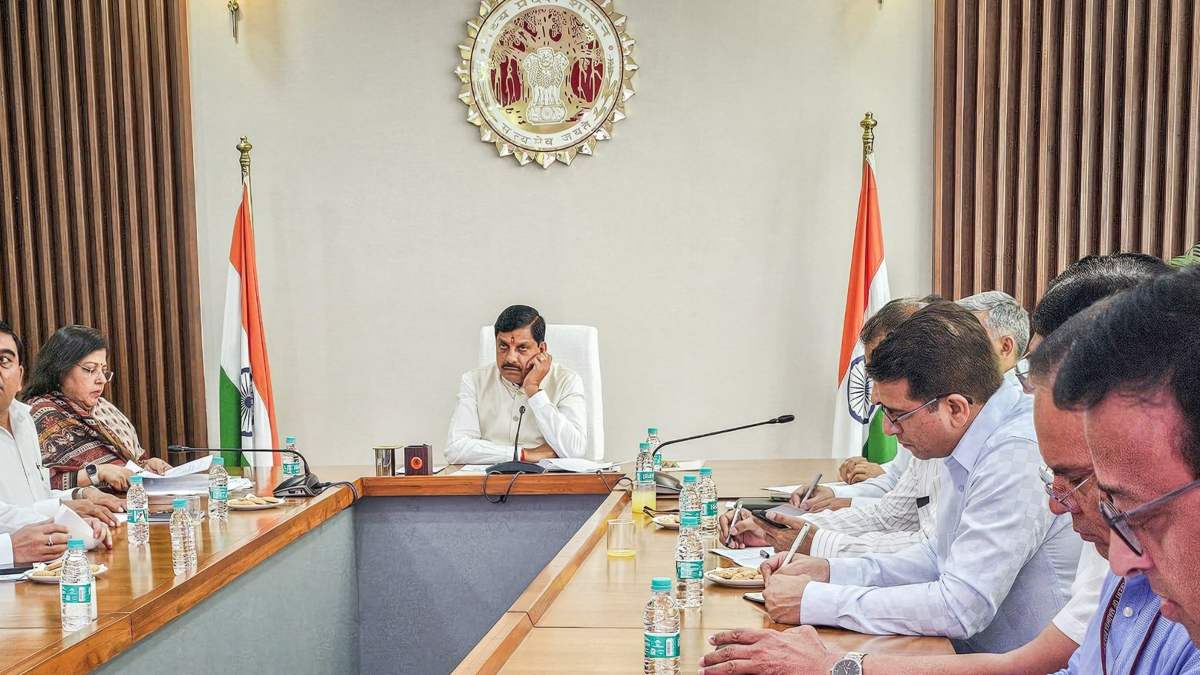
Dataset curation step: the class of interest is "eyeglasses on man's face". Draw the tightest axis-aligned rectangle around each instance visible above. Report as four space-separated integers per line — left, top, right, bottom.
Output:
1039 465 1092 512
879 394 973 431
1099 478 1200 557
77 362 115 383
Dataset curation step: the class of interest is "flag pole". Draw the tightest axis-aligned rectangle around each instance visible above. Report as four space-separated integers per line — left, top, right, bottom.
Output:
860 112 876 157
237 135 253 180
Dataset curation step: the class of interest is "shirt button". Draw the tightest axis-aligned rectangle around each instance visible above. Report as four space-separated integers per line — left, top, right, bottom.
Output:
1123 607 1134 618
513 415 519 421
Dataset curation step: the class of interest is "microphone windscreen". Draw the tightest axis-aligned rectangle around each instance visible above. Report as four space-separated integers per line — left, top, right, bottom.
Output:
775 414 796 424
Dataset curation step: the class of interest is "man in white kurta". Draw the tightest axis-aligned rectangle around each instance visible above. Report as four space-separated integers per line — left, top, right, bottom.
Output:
445 306 586 464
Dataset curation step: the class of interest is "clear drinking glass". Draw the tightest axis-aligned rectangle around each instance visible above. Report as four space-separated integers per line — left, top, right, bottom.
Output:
186 494 204 524
606 518 635 558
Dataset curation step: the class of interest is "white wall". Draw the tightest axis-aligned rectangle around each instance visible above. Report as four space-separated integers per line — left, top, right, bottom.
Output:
188 0 933 466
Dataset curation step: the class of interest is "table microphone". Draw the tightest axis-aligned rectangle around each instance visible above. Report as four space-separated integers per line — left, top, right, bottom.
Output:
167 445 327 498
651 414 795 492
485 405 547 475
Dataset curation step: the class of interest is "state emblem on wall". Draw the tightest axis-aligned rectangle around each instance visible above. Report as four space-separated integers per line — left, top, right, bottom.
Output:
455 0 637 168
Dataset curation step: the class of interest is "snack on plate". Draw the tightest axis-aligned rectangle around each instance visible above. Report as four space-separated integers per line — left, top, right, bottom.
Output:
656 514 679 525
660 460 680 469
711 566 763 581
229 495 282 506
30 564 103 579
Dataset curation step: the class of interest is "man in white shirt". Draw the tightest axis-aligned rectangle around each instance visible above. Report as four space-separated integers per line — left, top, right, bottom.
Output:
0 321 114 567
756 303 1080 654
445 305 586 464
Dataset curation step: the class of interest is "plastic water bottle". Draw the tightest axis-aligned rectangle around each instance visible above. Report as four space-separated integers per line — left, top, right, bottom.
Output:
675 474 704 608
642 576 680 674
698 467 718 539
60 538 94 632
283 435 302 476
647 427 662 472
208 455 229 520
126 474 149 546
170 498 196 575
633 442 656 516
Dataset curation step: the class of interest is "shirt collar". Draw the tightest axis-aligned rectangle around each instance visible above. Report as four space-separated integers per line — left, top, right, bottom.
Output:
495 366 523 396
945 379 1022 475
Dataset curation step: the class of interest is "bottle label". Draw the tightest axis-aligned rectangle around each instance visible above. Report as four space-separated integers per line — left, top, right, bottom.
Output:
644 631 680 659
128 508 148 524
652 455 662 469
61 583 91 604
680 509 700 528
636 470 654 483
703 500 718 517
675 559 703 580
210 485 228 500
283 461 300 476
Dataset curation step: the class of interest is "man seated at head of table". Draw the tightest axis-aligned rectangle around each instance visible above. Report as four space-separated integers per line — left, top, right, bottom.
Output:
701 255 1194 674
757 302 1081 654
723 291 1031 560
444 305 586 464
23 324 172 492
0 321 115 568
718 297 941 559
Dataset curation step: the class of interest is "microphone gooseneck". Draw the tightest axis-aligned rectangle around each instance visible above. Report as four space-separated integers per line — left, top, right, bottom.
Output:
651 413 796 456
512 405 526 463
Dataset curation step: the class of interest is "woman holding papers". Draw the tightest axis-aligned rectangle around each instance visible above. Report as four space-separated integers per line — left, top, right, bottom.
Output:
22 325 171 490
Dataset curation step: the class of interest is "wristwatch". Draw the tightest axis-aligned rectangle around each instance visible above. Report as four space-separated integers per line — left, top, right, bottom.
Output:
85 463 103 487
830 652 866 675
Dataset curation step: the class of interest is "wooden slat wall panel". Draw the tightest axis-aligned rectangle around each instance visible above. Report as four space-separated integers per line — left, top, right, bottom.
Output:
933 0 1200 307
0 0 205 457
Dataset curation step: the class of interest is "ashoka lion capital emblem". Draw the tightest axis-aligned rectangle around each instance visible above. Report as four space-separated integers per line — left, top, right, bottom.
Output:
456 0 637 168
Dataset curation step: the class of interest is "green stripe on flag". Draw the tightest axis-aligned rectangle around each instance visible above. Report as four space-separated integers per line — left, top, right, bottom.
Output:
862 408 898 464
218 369 248 467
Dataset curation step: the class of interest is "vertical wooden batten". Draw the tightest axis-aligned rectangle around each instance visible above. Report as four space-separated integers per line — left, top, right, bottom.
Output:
934 0 1200 306
0 0 206 456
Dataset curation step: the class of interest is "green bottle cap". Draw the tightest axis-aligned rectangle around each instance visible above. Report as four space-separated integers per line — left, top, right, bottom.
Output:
172 498 188 509
683 474 697 484
647 428 658 435
211 456 225 466
67 539 85 550
651 577 671 591
639 442 650 450
699 467 713 476
130 474 143 485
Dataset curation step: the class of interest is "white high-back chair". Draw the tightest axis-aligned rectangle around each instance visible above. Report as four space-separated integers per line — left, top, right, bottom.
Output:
478 324 604 460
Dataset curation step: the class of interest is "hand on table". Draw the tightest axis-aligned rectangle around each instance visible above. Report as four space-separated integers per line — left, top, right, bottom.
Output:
839 457 884 484
77 486 125 513
84 518 113 550
789 485 849 512
719 509 772 549
522 444 557 462
521 351 552 397
62 499 119 527
762 512 819 554
760 552 829 583
762 573 815 624
700 626 839 675
11 522 69 564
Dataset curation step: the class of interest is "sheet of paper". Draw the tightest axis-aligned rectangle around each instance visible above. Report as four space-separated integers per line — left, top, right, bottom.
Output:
142 474 210 496
127 454 213 479
710 546 774 568
536 458 614 473
765 481 847 496
0 572 28 582
55 504 96 550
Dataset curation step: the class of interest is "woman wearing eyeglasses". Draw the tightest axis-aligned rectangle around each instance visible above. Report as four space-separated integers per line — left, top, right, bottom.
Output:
20 325 171 491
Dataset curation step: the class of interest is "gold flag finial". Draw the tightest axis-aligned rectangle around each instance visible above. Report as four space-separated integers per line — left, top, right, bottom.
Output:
860 112 877 157
237 136 253 178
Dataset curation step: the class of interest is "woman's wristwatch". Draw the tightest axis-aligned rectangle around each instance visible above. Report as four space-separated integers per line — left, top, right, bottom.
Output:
830 652 866 675
85 463 103 487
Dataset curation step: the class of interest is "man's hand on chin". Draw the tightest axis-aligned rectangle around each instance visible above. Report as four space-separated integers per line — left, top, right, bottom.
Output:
521 352 552 397
522 444 557 462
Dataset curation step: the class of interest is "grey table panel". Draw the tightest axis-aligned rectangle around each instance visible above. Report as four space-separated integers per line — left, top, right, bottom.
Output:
354 494 607 675
95 508 359 675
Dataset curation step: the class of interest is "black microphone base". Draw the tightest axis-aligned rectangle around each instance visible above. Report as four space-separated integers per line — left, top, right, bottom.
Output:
273 473 325 498
485 461 546 475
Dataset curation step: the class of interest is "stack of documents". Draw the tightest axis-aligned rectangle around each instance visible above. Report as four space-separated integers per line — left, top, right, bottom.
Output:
127 456 250 495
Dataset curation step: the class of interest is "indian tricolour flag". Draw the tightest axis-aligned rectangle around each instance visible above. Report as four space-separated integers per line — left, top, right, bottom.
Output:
219 175 279 467
831 149 895 462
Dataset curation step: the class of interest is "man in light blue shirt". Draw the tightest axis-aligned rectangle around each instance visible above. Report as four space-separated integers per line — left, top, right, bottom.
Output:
760 303 1080 653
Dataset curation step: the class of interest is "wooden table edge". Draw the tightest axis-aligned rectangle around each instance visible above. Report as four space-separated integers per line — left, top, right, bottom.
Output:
360 472 621 497
512 490 630 621
451 612 533 675
5 614 133 675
